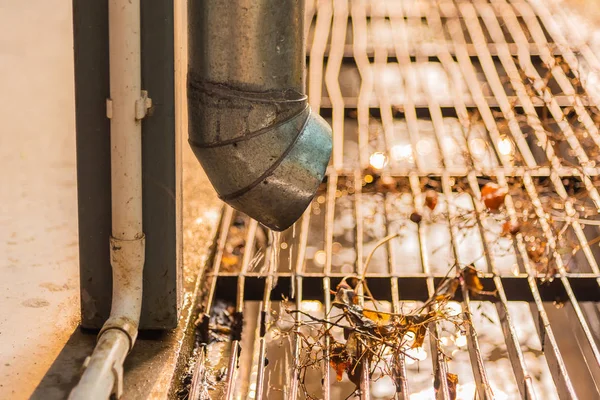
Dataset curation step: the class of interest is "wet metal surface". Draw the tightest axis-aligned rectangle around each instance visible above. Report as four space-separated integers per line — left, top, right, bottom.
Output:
187 0 332 231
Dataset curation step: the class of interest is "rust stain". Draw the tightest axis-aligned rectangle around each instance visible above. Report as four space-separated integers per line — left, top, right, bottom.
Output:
22 298 50 308
39 282 70 292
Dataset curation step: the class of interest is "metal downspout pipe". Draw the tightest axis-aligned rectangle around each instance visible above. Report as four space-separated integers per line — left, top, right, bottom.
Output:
188 0 333 231
70 0 149 397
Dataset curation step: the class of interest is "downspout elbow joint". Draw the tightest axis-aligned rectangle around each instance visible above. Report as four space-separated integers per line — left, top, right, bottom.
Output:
101 235 146 350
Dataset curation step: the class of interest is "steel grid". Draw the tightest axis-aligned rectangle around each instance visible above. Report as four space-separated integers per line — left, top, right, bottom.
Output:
190 1 600 399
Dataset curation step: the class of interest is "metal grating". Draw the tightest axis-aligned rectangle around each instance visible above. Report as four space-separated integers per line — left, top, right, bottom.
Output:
189 1 600 399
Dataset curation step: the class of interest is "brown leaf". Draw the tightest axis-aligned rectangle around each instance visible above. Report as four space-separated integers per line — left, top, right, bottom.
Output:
481 182 507 211
330 342 350 382
501 220 520 236
447 373 459 400
221 254 239 267
425 190 438 211
434 277 460 302
462 265 484 293
411 324 427 349
362 309 394 325
435 372 459 400
462 265 497 297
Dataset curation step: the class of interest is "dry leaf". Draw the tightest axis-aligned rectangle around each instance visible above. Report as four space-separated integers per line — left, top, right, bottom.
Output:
447 373 459 400
501 220 520 236
481 182 507 211
425 190 438 211
221 254 239 267
362 309 394 325
462 265 484 293
411 324 427 349
435 371 459 400
330 342 350 382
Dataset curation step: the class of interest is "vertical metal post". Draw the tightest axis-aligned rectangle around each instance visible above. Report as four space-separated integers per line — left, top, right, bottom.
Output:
73 0 181 330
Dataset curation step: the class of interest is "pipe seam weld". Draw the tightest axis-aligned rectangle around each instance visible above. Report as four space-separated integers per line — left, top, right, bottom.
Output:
187 104 309 149
188 77 307 104
219 107 311 201
187 76 308 148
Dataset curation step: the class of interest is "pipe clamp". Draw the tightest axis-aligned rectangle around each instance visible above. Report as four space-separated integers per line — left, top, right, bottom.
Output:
135 90 152 120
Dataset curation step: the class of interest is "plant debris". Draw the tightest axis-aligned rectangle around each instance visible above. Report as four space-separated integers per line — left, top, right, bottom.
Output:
282 264 489 399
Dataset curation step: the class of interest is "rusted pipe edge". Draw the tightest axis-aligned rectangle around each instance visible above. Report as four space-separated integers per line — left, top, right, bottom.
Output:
219 106 311 202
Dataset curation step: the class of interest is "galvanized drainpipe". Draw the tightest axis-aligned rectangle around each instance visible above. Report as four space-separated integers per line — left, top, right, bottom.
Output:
188 0 333 231
69 0 150 397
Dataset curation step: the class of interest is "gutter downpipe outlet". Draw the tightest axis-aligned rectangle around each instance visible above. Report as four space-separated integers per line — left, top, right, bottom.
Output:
70 0 149 397
188 0 333 232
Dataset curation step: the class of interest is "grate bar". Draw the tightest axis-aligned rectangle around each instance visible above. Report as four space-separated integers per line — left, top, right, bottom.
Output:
195 2 600 398
254 274 274 398
440 174 495 400
498 171 579 400
334 166 600 177
318 95 595 109
322 172 338 400
289 210 310 400
224 219 257 400
466 173 538 399
399 2 466 170
387 2 430 173
307 42 566 58
468 1 600 281
212 274 600 301
521 173 600 394
383 197 409 399
408 174 452 400
541 0 600 85
326 0 349 171
424 2 479 168
493 0 600 148
353 169 372 399
352 0 375 170
202 207 234 324
308 0 332 113
456 0 600 255
373 3 398 173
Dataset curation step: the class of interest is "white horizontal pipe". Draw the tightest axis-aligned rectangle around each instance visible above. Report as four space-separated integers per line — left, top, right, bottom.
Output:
68 331 130 399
